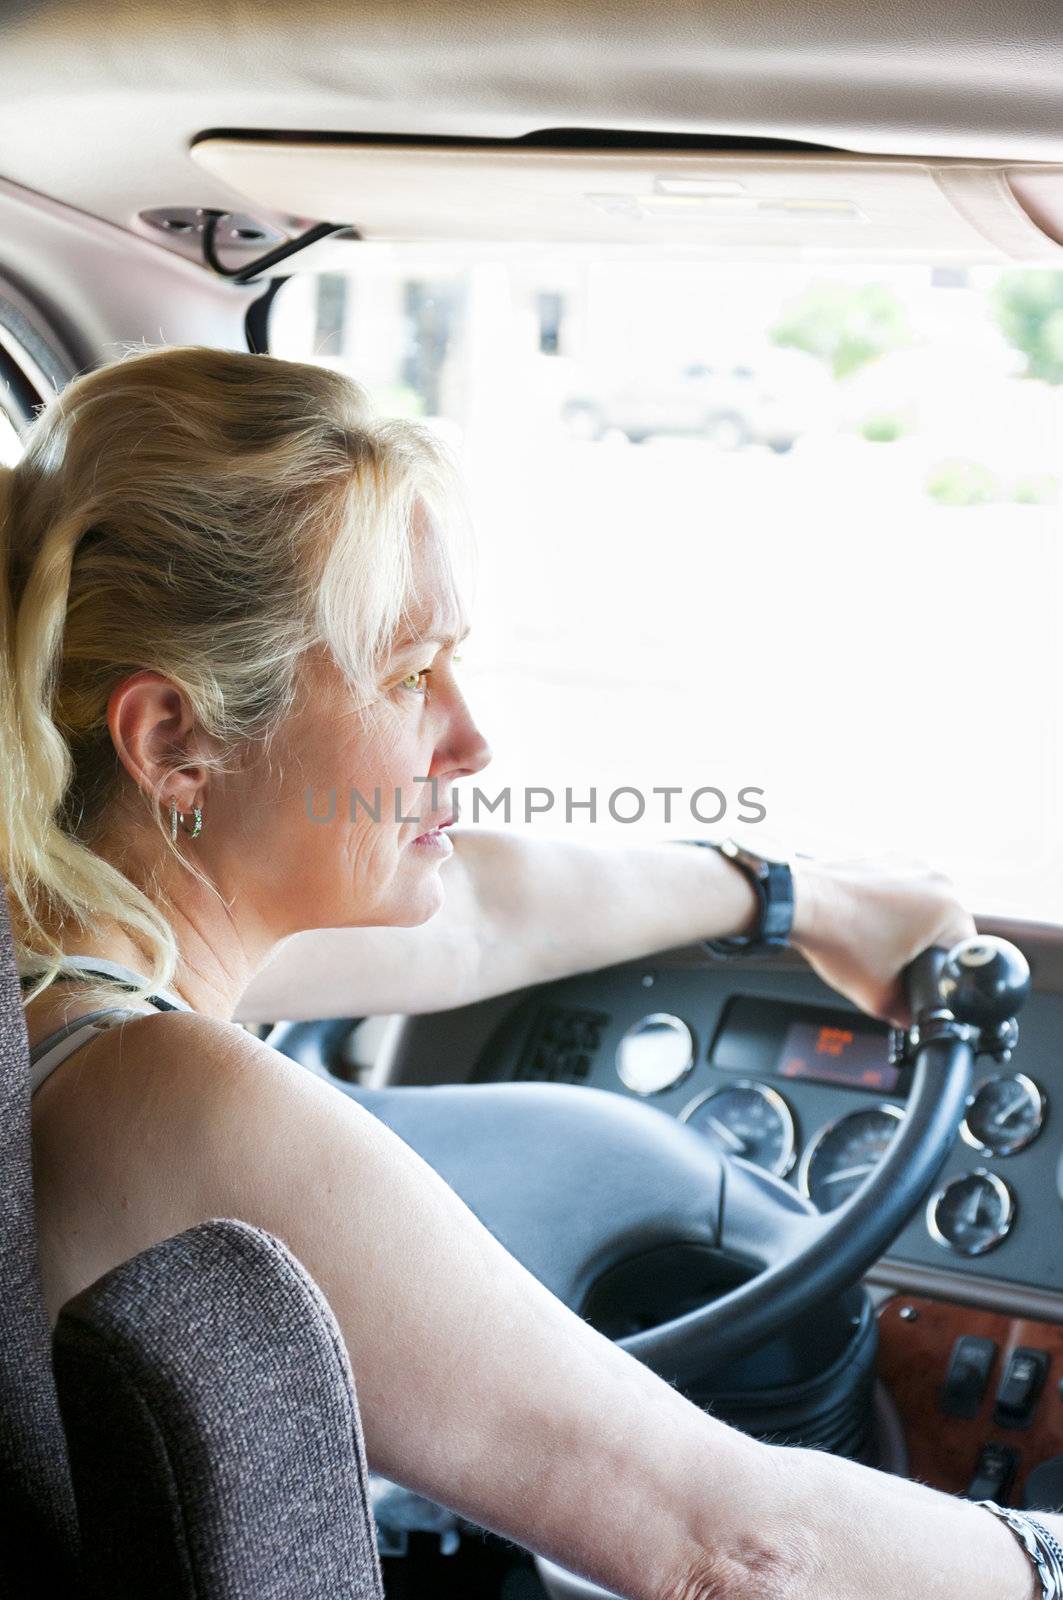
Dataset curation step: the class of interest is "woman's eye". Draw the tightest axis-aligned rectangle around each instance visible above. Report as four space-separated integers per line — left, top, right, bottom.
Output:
399 669 430 694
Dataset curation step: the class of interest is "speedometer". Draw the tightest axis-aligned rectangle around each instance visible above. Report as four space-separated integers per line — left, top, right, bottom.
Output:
797 1104 904 1213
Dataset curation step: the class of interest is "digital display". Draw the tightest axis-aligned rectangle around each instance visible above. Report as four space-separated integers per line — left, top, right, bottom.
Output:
711 996 903 1095
778 1019 901 1092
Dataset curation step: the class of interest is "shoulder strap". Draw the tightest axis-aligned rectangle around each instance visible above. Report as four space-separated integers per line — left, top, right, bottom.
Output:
20 956 192 1014
29 1008 148 1093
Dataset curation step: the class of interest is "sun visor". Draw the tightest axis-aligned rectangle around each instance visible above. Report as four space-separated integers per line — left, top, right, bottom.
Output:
189 138 1063 264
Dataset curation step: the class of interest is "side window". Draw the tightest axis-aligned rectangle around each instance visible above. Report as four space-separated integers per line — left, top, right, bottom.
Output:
0 290 73 454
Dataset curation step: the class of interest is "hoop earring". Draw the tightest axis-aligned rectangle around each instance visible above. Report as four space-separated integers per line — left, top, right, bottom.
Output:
169 798 203 842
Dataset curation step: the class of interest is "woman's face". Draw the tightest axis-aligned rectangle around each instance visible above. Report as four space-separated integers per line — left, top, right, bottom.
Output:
218 504 492 937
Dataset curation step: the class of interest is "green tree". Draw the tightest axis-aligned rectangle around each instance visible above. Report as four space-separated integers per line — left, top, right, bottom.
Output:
992 271 1063 384
770 282 910 379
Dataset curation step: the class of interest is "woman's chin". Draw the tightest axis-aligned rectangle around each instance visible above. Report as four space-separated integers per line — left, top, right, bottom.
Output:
389 867 448 925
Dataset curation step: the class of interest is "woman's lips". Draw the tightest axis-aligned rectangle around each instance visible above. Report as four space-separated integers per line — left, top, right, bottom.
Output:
411 829 454 854
411 814 455 853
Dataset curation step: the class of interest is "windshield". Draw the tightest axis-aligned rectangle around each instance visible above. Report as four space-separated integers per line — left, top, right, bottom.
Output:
270 252 1063 922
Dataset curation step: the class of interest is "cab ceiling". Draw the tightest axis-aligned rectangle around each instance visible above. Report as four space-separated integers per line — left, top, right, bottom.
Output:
1 0 1063 237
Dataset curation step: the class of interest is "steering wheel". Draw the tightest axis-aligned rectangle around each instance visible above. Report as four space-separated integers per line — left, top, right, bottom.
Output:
340 937 1029 1388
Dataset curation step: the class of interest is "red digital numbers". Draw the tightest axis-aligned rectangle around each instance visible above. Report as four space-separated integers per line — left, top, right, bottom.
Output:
815 1027 854 1058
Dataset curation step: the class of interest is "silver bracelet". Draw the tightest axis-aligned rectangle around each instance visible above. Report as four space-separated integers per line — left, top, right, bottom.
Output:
976 1500 1063 1599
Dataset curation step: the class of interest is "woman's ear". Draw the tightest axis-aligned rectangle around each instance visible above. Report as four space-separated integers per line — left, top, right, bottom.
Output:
107 670 206 806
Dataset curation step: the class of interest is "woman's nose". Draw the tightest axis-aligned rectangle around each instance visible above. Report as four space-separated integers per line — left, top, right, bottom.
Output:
452 717 492 782
467 724 493 778
439 693 492 782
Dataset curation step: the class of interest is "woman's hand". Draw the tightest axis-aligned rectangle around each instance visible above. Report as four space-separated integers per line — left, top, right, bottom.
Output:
790 854 978 1028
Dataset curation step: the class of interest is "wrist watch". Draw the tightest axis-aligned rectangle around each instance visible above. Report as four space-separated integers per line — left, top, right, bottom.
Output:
685 837 795 956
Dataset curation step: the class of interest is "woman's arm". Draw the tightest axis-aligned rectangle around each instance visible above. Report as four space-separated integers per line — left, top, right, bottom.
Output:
773 1443 1041 1600
32 1015 1043 1600
233 830 975 1030
232 830 762 1023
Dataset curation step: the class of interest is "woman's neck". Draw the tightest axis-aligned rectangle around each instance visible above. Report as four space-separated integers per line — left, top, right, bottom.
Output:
32 886 278 1023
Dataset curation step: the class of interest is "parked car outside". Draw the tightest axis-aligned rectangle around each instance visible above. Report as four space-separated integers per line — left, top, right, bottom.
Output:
560 347 827 449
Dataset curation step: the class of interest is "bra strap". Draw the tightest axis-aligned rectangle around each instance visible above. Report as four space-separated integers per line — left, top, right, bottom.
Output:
19 954 192 1013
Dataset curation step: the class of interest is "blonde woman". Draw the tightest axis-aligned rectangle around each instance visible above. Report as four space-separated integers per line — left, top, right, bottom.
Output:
0 345 1049 1600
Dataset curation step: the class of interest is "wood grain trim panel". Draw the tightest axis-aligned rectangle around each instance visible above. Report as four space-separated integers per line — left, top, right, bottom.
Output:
877 1292 1063 1505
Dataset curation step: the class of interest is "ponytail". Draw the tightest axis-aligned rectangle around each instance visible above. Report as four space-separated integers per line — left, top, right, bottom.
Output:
0 456 177 1012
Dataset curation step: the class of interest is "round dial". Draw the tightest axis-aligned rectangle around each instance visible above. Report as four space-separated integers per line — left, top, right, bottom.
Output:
615 1014 694 1096
679 1081 796 1177
927 1169 1014 1256
797 1104 903 1213
961 1073 1045 1157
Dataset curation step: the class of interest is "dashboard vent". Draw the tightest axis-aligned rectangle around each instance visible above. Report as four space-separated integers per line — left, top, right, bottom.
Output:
515 1006 608 1085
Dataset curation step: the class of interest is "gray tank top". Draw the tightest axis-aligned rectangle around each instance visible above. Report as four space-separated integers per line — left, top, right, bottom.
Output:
22 955 194 1095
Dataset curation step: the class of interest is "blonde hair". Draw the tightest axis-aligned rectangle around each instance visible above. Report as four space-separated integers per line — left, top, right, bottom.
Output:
0 343 469 1015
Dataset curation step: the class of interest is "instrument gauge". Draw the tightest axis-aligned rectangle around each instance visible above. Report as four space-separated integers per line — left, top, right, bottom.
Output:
927 1169 1015 1256
797 1104 903 1213
615 1014 694 1096
680 1080 796 1177
961 1073 1045 1157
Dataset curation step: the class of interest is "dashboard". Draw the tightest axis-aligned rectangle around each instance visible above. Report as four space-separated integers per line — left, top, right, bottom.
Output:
464 943 1063 1315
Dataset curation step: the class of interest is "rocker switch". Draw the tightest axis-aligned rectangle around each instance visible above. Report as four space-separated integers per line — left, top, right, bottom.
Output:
994 1347 1050 1429
940 1336 997 1419
964 1442 1018 1503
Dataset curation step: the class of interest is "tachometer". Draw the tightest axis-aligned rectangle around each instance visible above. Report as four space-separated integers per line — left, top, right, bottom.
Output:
679 1080 796 1177
797 1104 903 1213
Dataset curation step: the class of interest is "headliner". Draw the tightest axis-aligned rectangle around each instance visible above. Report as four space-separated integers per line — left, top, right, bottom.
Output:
1 0 1063 241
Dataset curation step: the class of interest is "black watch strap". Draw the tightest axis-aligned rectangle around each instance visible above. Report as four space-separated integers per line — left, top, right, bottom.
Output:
684 838 795 956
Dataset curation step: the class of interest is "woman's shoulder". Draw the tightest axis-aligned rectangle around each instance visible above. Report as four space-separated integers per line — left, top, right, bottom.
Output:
31 1006 325 1322
32 1004 300 1121
127 1008 301 1098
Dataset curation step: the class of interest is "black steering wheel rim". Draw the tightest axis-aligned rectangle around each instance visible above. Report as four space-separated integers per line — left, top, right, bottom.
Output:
329 947 985 1389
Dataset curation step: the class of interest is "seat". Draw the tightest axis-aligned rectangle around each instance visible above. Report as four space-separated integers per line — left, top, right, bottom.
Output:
0 882 385 1598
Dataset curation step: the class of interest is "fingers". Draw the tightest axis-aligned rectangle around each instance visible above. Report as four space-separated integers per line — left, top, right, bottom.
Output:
790 850 976 1027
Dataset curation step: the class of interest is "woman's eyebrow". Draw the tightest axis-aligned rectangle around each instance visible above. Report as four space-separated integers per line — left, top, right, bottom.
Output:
394 623 471 653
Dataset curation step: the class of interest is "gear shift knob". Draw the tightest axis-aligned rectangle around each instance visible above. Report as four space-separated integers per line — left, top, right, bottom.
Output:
939 936 1031 1027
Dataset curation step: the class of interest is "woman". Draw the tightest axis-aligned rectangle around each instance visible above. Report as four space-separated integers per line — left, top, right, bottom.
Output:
0 345 1050 1600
